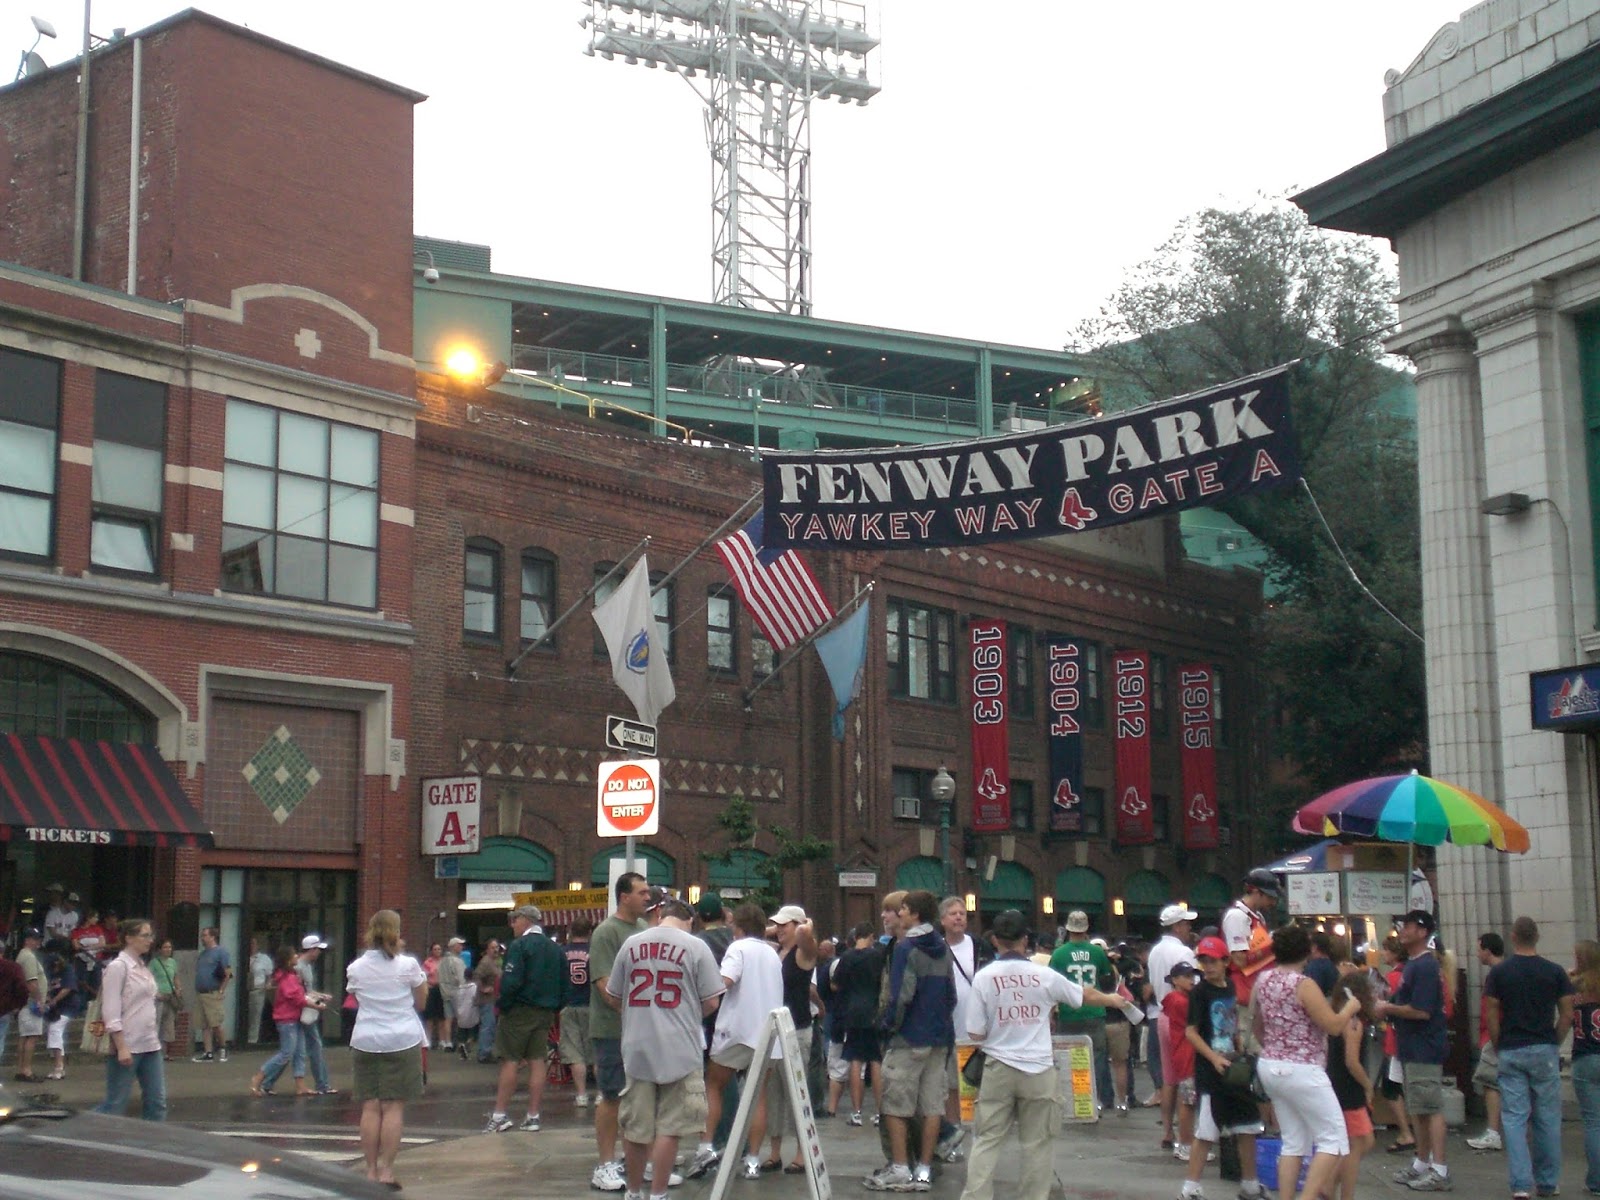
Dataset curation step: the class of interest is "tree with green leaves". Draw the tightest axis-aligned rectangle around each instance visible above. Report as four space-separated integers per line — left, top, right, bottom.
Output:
1069 199 1425 847
701 793 833 913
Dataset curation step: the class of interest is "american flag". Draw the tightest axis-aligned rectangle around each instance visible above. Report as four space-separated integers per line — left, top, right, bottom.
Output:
715 512 835 651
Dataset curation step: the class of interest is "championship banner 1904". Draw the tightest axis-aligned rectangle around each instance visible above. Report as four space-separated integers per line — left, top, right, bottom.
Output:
969 618 1011 833
759 367 1296 550
1044 636 1087 836
1178 663 1220 850
1111 651 1153 845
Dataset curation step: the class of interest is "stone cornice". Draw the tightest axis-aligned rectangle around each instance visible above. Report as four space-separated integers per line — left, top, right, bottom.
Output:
1463 281 1554 342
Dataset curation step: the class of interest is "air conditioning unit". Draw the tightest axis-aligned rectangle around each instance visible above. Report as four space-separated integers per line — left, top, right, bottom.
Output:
892 795 921 820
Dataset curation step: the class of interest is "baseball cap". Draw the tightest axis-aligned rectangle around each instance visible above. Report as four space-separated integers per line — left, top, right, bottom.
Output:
1167 962 1200 981
1244 867 1281 897
65 892 80 903
694 892 725 922
46 882 64 893
1159 903 1198 927
300 934 329 951
1089 936 1109 949
643 886 669 913
22 927 41 940
447 936 465 947
77 935 102 950
1401 909 1437 933
1195 935 1229 960
510 903 543 923
1064 909 1090 933
770 904 807 926
990 909 1029 941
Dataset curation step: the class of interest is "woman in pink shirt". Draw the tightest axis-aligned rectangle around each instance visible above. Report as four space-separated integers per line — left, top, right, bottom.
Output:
251 945 319 1096
93 917 166 1120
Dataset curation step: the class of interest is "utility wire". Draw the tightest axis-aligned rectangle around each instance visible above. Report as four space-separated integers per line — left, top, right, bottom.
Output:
1298 477 1423 645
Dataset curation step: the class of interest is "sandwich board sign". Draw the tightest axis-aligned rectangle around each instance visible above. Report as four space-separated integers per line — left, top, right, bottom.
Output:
596 757 660 837
708 1007 829 1200
1053 1032 1098 1123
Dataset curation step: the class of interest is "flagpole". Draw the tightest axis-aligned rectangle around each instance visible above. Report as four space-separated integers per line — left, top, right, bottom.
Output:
506 534 651 676
649 487 764 595
742 581 874 710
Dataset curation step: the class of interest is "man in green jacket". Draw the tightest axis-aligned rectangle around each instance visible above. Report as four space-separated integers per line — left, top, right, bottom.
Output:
484 904 569 1133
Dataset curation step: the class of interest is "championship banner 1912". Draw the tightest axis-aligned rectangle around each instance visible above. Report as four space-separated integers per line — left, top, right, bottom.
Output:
969 618 1011 833
1044 636 1087 836
1178 663 1220 850
1111 650 1153 845
759 367 1296 550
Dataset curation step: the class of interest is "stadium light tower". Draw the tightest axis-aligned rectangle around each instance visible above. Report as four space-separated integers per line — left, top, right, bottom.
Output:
584 1 879 317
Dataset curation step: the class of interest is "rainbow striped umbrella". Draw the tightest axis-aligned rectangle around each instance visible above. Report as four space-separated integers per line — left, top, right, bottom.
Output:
1292 770 1530 854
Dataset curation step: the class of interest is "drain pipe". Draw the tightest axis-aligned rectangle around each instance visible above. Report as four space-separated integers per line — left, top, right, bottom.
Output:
71 0 92 281
125 35 140 294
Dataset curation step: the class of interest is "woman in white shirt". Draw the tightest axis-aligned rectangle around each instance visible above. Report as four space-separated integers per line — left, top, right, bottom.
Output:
346 909 427 1190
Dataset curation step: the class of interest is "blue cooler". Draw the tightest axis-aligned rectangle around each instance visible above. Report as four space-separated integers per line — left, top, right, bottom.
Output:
1253 1137 1309 1194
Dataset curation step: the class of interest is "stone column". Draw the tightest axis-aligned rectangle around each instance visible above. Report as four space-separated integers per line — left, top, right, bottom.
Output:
1389 321 1510 942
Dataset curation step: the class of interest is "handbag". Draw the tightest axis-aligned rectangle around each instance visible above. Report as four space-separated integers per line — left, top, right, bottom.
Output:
300 993 327 1025
83 996 112 1056
1221 1052 1258 1091
960 1047 986 1089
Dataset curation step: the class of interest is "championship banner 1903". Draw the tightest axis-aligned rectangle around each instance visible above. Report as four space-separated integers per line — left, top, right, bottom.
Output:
759 367 1297 550
1111 650 1153 844
1044 636 1087 836
1178 663 1220 850
969 618 1011 833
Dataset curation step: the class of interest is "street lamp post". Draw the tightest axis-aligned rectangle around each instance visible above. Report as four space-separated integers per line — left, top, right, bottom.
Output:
930 766 957 899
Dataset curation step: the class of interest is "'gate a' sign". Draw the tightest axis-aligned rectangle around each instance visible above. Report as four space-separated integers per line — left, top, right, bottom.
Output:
421 775 481 856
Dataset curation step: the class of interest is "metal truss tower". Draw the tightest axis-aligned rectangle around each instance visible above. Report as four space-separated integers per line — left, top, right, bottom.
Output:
585 1 879 317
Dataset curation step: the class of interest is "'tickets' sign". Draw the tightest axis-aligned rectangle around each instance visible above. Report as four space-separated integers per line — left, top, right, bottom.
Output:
968 619 1011 833
596 758 661 838
1178 663 1220 850
421 775 482 856
1111 651 1153 844
1044 636 1087 836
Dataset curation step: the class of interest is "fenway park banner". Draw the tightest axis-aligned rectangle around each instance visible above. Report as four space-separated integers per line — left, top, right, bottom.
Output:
1044 636 1087 836
760 367 1296 550
1112 650 1153 845
1179 663 1220 850
969 619 1011 833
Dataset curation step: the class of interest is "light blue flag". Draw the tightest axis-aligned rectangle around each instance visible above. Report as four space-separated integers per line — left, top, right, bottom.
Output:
814 596 871 740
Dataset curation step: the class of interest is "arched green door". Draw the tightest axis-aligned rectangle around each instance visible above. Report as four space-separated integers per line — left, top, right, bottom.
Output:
457 836 556 884
1122 869 1171 940
1187 873 1232 924
1054 866 1106 929
706 849 770 896
894 857 944 894
591 844 676 886
979 862 1034 919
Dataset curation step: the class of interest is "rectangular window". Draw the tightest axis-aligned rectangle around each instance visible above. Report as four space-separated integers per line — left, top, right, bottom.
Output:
1152 793 1171 842
463 540 500 638
1010 779 1035 832
594 564 673 662
707 587 735 673
891 767 926 821
520 550 555 647
0 348 62 562
1082 642 1105 729
92 370 166 575
1080 786 1106 837
1010 625 1035 718
886 598 955 702
221 399 379 607
1151 653 1169 737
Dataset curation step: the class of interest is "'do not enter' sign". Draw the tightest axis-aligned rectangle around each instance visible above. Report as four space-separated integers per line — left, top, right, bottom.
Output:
596 757 660 837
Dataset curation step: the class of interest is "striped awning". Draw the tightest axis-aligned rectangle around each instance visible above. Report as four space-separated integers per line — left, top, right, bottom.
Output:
542 907 606 928
0 733 214 848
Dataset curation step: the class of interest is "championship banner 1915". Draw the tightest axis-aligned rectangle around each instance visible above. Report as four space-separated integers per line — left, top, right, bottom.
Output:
968 618 1011 832
1178 663 1220 850
759 367 1296 550
1044 636 1087 836
1111 651 1153 845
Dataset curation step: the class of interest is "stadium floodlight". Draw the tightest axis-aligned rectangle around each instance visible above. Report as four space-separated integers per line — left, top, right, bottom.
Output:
585 0 880 317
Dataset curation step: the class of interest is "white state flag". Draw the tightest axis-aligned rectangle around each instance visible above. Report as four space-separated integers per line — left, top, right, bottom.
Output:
592 555 676 726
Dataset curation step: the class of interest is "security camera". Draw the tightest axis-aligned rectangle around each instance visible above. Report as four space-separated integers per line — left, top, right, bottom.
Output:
422 266 440 284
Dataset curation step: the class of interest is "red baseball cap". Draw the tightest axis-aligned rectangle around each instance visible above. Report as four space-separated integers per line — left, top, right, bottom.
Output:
1195 936 1229 960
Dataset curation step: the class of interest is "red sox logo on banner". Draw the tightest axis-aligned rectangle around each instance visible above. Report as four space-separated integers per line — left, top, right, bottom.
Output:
969 619 1011 833
1179 664 1219 850
1112 650 1153 844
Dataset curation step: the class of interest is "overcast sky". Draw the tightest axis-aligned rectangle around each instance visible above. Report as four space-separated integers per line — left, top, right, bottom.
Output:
36 1 1452 348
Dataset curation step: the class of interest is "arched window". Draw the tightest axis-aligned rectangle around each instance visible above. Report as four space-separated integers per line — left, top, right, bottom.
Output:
0 652 155 743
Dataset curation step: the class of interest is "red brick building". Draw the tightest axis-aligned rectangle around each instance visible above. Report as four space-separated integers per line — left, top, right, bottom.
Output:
0 13 420 1039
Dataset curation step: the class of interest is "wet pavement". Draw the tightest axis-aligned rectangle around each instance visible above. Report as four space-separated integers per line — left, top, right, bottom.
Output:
5 1044 1598 1198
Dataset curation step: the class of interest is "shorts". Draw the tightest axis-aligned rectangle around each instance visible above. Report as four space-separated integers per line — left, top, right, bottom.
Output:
1177 1077 1197 1107
46 1015 69 1052
558 1006 593 1066
1471 1042 1499 1094
495 1005 555 1063
826 1038 849 1084
1378 1056 1405 1100
197 991 226 1029
620 1073 708 1142
1343 1106 1374 1138
17 1006 44 1038
1105 1020 1130 1065
842 1026 881 1063
1195 1092 1265 1142
881 1043 949 1119
1401 1061 1444 1117
768 1027 812 1133
595 1036 626 1101
711 1042 756 1072
352 1045 424 1102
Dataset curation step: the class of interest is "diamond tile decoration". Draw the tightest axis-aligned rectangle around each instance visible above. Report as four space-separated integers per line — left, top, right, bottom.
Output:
242 725 323 824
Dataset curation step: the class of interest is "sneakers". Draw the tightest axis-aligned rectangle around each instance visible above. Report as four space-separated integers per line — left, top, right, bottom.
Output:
847 1110 863 1127
1406 1171 1453 1192
742 1157 763 1181
1466 1128 1503 1151
910 1164 932 1192
218 1046 229 1063
934 1127 965 1162
641 1164 682 1187
575 1093 592 1108
457 1042 469 1060
440 1041 453 1050
1114 1100 1130 1116
863 1164 915 1192
1174 1144 1191 1163
685 1146 720 1179
484 1115 515 1133
1392 1165 1429 1186
592 1161 626 1192
519 1114 541 1132
191 1051 214 1063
